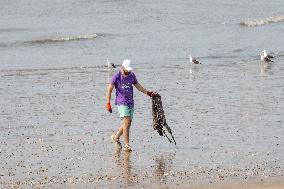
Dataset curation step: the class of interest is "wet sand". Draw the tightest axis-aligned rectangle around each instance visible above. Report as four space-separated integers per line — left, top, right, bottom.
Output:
151 176 284 188
155 182 284 189
1 63 283 188
158 185 284 189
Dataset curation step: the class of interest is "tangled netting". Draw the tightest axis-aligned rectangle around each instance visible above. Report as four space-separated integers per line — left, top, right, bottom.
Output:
152 94 176 145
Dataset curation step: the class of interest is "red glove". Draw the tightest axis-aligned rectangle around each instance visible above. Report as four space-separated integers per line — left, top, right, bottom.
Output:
147 91 155 97
106 103 112 113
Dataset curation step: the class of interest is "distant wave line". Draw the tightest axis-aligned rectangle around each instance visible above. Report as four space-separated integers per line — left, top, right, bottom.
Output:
0 33 98 48
240 15 284 27
0 28 30 33
200 55 239 59
0 65 110 75
29 33 98 44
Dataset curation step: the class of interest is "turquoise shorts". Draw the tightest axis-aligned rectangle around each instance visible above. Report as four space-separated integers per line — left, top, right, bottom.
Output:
117 105 134 119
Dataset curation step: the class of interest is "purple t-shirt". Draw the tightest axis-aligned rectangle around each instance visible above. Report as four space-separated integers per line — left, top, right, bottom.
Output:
111 71 138 108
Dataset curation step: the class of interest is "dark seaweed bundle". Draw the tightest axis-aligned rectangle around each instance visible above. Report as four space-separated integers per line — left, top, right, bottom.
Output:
152 94 176 145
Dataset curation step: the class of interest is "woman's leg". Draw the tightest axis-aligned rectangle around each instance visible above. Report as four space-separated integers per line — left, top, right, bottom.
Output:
115 125 124 140
123 116 132 145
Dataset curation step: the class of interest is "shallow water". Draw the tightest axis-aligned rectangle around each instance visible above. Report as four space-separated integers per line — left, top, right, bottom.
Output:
1 0 284 70
1 0 284 188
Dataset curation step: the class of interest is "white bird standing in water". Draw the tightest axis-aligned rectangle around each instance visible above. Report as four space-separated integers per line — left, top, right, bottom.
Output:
260 54 273 62
107 59 116 68
189 55 201 64
263 50 274 59
107 59 116 84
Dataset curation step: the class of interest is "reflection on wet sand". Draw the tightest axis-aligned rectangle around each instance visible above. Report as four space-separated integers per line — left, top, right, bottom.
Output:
112 146 177 187
113 147 134 186
153 153 175 184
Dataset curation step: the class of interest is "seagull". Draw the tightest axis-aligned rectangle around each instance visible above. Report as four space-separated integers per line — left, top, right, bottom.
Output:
189 55 201 64
107 59 116 68
263 50 274 59
261 54 273 62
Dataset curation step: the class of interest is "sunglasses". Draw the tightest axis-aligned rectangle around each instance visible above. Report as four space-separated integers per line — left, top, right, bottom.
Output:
122 67 131 74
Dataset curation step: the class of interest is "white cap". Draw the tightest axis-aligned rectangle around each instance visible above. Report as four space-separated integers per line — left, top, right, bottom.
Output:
122 59 133 71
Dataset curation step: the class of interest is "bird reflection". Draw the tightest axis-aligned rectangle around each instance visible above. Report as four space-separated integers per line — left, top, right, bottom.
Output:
260 62 273 76
108 68 115 84
188 65 201 81
107 59 116 84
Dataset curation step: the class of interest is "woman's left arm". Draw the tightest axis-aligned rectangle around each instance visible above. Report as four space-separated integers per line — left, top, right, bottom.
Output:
134 83 148 94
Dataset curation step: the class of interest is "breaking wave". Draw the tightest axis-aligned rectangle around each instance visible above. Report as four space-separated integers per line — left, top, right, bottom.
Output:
28 33 98 44
0 33 98 48
240 15 284 27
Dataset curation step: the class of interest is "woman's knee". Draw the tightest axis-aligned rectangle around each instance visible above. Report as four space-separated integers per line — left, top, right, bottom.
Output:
123 117 132 127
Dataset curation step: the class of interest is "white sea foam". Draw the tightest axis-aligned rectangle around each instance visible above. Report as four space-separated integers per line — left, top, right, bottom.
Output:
30 33 98 44
240 15 284 27
0 33 98 48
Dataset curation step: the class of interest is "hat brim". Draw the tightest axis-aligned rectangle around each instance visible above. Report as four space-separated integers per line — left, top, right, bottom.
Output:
124 66 133 71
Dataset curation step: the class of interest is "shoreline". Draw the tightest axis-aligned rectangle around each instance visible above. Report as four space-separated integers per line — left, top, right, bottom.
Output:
3 174 283 189
152 179 284 189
